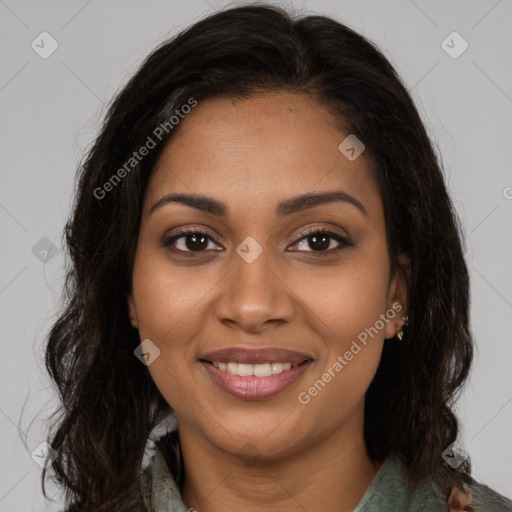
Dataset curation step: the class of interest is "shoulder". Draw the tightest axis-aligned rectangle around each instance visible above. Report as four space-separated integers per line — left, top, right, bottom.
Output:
411 470 512 512
60 503 148 512
466 480 512 511
360 455 512 512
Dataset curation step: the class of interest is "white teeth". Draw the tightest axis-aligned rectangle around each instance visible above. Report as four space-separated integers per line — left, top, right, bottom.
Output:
211 361 301 376
271 362 283 374
237 363 254 376
254 363 272 377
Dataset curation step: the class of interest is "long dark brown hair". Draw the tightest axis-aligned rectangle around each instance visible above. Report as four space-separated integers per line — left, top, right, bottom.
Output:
42 4 474 510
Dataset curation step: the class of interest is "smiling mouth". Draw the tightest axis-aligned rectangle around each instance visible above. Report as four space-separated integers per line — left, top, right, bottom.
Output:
198 347 314 399
201 360 311 377
199 358 313 400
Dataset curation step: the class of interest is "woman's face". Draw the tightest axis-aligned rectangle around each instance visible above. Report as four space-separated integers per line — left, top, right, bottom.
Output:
129 92 408 459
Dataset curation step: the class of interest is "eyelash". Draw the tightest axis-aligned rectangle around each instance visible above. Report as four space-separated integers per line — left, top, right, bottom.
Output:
162 226 353 256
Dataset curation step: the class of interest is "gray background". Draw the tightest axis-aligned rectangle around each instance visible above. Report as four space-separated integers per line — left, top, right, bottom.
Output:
0 0 511 510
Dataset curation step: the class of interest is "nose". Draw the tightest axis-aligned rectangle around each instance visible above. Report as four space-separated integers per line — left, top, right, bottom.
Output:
213 247 296 333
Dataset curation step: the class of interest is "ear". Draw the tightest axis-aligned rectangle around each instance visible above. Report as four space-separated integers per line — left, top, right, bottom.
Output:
383 252 410 340
127 294 139 329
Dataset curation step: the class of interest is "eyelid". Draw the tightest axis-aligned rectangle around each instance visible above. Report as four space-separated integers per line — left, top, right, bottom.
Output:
292 225 347 242
287 226 350 253
162 224 352 255
163 226 223 253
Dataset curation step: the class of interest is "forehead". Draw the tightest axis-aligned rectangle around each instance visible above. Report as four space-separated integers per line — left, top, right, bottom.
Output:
145 92 382 223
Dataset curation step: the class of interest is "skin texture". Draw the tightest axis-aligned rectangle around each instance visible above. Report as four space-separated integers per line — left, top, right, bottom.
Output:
128 92 410 512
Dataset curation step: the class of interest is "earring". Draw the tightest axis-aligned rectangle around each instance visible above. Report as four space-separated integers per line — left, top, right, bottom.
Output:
397 315 409 341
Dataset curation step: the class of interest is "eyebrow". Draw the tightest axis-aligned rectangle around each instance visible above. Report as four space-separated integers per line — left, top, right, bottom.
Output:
148 190 368 218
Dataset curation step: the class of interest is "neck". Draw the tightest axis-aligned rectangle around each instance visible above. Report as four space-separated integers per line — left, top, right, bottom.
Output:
178 405 381 512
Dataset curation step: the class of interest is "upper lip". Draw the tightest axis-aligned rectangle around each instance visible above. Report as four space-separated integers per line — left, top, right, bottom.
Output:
200 347 313 365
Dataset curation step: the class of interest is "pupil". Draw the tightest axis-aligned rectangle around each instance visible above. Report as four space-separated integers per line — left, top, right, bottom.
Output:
309 234 329 251
183 233 331 252
186 234 208 251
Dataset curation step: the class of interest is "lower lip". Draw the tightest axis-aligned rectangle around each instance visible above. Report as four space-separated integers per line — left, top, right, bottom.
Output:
201 360 313 400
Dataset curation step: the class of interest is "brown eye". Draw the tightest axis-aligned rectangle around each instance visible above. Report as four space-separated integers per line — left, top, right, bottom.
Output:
163 227 353 256
163 229 222 253
289 229 352 253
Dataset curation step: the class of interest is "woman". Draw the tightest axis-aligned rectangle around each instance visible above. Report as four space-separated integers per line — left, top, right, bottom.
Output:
43 4 512 511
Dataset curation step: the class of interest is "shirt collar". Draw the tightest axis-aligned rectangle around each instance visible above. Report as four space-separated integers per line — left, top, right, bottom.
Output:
140 440 441 511
140 445 188 512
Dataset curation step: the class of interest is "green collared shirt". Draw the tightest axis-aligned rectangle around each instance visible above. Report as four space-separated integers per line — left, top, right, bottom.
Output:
139 445 512 512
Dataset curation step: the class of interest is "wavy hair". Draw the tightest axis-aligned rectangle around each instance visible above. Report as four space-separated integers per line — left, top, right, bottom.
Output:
42 3 474 510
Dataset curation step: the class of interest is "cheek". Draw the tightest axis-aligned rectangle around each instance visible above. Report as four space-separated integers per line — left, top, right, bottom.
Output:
292 254 389 406
296 284 386 432
131 250 214 343
293 255 390 344
130 258 199 412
